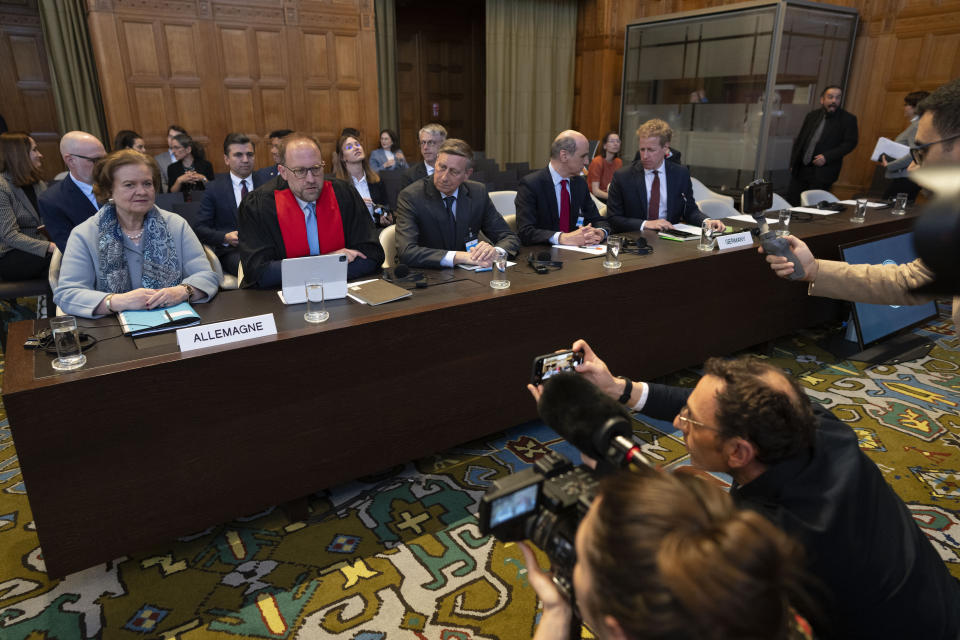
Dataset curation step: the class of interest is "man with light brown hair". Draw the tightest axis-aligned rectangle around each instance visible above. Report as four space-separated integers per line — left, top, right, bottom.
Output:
607 119 724 233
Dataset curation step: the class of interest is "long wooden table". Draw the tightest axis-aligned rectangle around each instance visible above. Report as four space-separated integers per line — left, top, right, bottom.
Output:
3 207 918 576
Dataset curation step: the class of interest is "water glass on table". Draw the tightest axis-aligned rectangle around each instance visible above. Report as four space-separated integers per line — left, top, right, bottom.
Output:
851 198 868 224
490 246 510 289
697 221 715 251
892 192 908 216
304 280 329 323
603 235 623 268
777 209 791 237
50 315 86 371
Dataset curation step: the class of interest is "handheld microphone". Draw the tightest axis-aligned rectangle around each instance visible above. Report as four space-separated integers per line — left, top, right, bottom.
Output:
538 372 652 473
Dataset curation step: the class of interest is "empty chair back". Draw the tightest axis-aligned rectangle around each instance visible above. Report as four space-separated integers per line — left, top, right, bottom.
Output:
801 189 838 206
765 193 792 212
698 198 739 221
172 201 203 229
378 170 405 210
155 192 185 211
379 224 397 268
489 190 517 216
690 177 734 206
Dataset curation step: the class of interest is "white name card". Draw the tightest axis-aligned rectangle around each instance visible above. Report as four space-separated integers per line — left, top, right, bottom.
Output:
177 313 277 352
716 231 754 251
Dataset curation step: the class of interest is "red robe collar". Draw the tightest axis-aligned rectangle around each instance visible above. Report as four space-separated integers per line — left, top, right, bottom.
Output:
274 183 345 258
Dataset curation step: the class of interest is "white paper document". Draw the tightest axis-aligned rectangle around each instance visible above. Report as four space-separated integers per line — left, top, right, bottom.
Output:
458 261 516 271
555 244 606 255
870 137 909 162
838 200 888 208
672 223 703 235
728 214 776 225
791 206 837 215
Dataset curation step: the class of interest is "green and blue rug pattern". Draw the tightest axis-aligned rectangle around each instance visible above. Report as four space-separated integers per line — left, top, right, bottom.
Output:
0 317 958 639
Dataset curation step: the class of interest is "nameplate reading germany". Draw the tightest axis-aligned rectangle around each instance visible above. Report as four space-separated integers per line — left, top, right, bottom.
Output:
717 231 754 251
177 314 277 352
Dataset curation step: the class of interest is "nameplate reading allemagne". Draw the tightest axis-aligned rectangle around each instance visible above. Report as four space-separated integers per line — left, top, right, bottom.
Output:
177 313 277 352
717 231 754 251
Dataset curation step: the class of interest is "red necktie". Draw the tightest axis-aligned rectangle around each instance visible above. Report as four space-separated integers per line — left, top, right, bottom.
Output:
241 179 249 199
559 179 571 233
647 171 660 220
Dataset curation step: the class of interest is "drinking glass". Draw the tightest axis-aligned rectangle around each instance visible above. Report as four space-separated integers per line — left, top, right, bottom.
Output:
892 192 908 216
603 235 623 267
697 221 715 251
777 209 791 237
304 280 329 323
490 247 510 289
851 198 868 224
50 315 86 371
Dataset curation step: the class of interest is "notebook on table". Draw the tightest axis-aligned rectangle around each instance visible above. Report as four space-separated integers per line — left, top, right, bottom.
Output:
118 302 200 337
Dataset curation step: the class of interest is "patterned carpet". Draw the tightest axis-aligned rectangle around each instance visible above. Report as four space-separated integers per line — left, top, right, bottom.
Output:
0 309 958 639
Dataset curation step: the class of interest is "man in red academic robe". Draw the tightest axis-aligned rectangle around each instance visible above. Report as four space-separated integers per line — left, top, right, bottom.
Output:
238 133 384 288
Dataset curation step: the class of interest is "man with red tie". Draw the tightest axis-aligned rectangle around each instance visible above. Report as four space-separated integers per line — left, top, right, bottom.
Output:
607 119 725 234
515 130 610 246
238 133 383 288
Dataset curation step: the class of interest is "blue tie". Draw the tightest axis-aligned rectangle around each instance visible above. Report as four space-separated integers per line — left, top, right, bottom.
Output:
305 203 320 256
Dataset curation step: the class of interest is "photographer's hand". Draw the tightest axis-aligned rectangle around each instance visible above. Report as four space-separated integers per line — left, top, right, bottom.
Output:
517 542 573 640
758 235 817 282
571 339 624 401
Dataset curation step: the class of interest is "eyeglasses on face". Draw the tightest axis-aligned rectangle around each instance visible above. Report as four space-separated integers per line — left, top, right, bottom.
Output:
909 133 960 166
343 143 362 151
281 162 325 179
677 405 720 433
71 153 105 163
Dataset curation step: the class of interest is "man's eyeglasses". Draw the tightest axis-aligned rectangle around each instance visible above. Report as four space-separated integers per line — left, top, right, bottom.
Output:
909 133 960 166
71 154 105 163
677 405 720 433
281 163 325 179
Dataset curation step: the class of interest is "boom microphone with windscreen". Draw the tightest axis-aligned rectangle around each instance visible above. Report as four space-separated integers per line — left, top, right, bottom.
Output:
538 372 652 472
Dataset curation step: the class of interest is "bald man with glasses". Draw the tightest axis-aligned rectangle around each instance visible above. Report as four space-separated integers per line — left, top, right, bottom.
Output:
763 78 960 335
238 132 383 288
38 130 106 252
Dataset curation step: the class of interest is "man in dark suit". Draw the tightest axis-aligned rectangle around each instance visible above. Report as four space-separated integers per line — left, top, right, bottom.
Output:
253 128 292 185
607 119 725 234
515 130 610 246
154 124 187 192
558 338 960 640
786 85 858 205
396 138 518 269
39 130 106 252
195 133 264 276
400 123 447 188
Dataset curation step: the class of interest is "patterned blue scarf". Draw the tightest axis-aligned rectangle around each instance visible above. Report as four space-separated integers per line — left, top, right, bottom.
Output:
97 204 181 293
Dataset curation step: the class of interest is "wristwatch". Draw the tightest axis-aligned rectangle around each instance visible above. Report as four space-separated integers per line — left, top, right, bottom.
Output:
617 376 633 405
181 283 194 300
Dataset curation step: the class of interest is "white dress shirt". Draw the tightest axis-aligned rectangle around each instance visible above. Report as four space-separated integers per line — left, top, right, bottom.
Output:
350 174 375 219
230 172 253 208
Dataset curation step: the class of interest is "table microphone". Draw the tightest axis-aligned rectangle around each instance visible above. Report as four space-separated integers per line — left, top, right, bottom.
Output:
538 372 652 472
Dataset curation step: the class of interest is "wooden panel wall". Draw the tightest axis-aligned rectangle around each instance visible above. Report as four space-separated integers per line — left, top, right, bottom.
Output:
86 0 379 173
574 0 960 199
0 0 66 181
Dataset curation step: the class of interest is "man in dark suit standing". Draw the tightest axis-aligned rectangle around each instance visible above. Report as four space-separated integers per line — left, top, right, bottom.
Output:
786 85 858 205
400 123 447 188
39 130 106 252
396 139 518 269
515 130 610 246
195 133 264 276
607 119 725 234
253 128 293 185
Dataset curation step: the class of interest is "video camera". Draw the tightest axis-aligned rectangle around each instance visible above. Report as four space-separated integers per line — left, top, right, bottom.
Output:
477 372 652 600
743 179 806 280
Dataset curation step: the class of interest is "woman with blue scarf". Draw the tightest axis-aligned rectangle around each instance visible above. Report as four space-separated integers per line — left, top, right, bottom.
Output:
54 150 219 317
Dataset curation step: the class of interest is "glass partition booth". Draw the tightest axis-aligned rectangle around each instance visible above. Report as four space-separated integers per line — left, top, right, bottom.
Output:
620 0 858 195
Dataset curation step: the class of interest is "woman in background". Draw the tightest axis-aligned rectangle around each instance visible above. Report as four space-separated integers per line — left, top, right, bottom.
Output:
114 130 147 153
369 128 408 172
587 131 622 202
334 134 393 227
167 133 214 199
0 132 55 281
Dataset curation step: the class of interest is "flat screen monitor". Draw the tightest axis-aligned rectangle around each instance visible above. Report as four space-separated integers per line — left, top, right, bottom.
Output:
839 231 938 349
